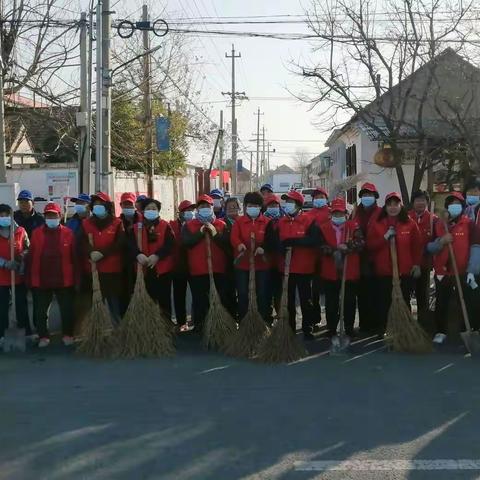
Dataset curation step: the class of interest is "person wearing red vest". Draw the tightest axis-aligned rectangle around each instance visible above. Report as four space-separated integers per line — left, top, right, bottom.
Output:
231 191 271 323
133 198 175 317
367 192 422 335
352 182 382 333
170 200 196 331
80 192 125 324
408 190 437 317
427 192 479 344
0 204 30 346
182 194 232 331
268 190 322 340
28 203 77 348
319 198 364 340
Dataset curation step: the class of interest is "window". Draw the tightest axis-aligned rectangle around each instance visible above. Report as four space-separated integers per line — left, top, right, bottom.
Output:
346 144 357 204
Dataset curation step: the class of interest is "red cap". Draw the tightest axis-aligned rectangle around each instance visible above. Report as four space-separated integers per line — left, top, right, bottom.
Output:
330 198 347 213
359 182 379 198
282 190 305 206
120 192 136 204
385 192 402 203
313 187 329 198
91 191 111 203
446 191 465 203
197 194 214 206
264 193 280 206
178 200 194 212
44 202 62 215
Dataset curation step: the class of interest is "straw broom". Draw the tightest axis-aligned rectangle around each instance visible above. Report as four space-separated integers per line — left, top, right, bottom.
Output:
203 233 237 351
115 223 175 358
385 238 433 353
225 233 269 358
257 248 307 363
77 234 117 358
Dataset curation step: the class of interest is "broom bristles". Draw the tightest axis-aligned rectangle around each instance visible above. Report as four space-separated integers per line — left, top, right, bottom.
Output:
77 270 116 358
115 268 175 358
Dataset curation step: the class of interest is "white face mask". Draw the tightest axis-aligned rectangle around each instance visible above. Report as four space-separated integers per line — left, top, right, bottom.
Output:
284 203 297 216
246 206 261 219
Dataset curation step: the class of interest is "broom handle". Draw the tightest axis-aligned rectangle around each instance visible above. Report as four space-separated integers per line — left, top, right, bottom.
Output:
10 212 16 329
443 221 472 332
136 223 144 275
338 229 350 337
205 232 215 289
426 201 435 304
88 233 97 274
281 248 293 309
389 237 401 285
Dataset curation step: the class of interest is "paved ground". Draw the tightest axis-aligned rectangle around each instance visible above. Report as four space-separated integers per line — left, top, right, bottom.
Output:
1 332 479 480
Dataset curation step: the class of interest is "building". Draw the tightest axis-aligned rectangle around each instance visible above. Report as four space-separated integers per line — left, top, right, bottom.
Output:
264 164 302 193
306 150 332 190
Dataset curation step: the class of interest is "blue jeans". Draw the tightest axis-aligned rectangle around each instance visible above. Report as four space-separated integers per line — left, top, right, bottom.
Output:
235 269 270 323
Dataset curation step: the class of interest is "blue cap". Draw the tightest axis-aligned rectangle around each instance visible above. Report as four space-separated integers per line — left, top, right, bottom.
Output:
17 190 33 201
210 189 224 199
71 193 91 203
136 194 147 201
260 183 273 193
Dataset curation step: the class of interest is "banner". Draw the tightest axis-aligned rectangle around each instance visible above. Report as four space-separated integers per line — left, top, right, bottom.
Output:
156 117 171 152
46 171 77 201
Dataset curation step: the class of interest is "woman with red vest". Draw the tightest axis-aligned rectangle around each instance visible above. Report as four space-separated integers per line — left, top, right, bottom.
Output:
0 204 30 346
80 192 125 324
182 194 231 331
28 203 77 348
231 191 271 323
319 198 364 340
367 192 422 335
170 200 196 331
427 192 479 344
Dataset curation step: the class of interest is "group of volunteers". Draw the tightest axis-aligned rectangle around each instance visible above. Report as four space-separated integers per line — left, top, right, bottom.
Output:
0 178 479 350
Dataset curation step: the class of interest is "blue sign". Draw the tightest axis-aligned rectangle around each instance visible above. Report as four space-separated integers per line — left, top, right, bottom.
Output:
156 117 170 152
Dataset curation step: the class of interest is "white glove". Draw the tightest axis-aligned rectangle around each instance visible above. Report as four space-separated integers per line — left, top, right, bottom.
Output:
410 265 421 279
90 251 104 263
146 254 159 268
136 253 148 266
254 247 264 256
467 273 478 290
384 226 396 241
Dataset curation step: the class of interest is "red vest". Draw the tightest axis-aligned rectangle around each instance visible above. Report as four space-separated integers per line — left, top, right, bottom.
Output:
230 214 270 271
319 220 360 281
277 213 317 274
134 221 174 275
29 225 75 288
308 206 330 226
367 216 421 276
433 216 471 276
82 217 123 273
0 227 27 286
408 209 436 267
186 219 227 276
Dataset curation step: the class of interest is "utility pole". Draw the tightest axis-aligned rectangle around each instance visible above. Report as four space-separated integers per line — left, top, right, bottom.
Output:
0 0 7 182
253 108 263 187
79 12 90 193
262 126 266 182
218 110 224 191
143 4 154 197
95 0 103 192
267 142 272 174
101 0 111 194
249 151 253 191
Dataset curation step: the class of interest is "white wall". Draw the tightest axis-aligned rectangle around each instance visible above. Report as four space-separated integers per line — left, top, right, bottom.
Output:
272 173 302 192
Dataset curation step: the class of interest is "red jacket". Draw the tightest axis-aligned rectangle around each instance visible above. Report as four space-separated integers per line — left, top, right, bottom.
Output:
408 209 436 267
134 221 174 275
367 216 421 276
230 214 270 271
29 225 75 289
82 217 124 273
184 219 227 276
277 213 318 274
308 206 330 226
433 215 471 276
319 220 361 281
0 227 27 286
353 204 382 235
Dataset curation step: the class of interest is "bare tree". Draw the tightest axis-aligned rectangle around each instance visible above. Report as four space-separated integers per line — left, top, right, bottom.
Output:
293 148 311 186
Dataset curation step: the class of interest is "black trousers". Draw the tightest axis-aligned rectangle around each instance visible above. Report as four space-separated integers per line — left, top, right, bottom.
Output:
377 276 412 334
32 287 74 338
172 271 190 327
287 273 314 334
357 274 379 332
311 276 324 325
145 271 172 319
0 284 30 338
266 268 283 323
324 280 357 337
412 267 430 313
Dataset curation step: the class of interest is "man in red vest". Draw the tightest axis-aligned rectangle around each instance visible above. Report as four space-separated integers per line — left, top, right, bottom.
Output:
28 203 77 348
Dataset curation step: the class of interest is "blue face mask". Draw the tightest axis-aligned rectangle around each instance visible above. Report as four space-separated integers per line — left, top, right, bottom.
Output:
182 211 195 222
313 198 328 208
361 196 375 208
198 207 213 222
46 218 60 229
284 203 297 216
466 195 479 206
92 205 107 218
246 206 261 219
0 217 11 228
122 208 135 218
332 216 347 226
74 204 87 215
143 210 159 221
448 204 463 219
266 206 280 218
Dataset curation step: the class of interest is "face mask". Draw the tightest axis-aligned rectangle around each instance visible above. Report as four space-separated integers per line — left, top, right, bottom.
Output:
0 217 11 227
246 206 261 219
448 204 463 218
122 208 135 218
46 218 60 229
182 211 195 222
92 205 107 218
284 203 297 216
466 195 479 206
198 207 213 221
213 199 222 209
266 207 280 218
313 198 328 208
332 216 347 226
143 210 159 221
74 204 87 215
361 196 375 208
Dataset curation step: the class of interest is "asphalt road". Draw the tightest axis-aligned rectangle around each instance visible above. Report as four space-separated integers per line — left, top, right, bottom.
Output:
1 333 479 480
